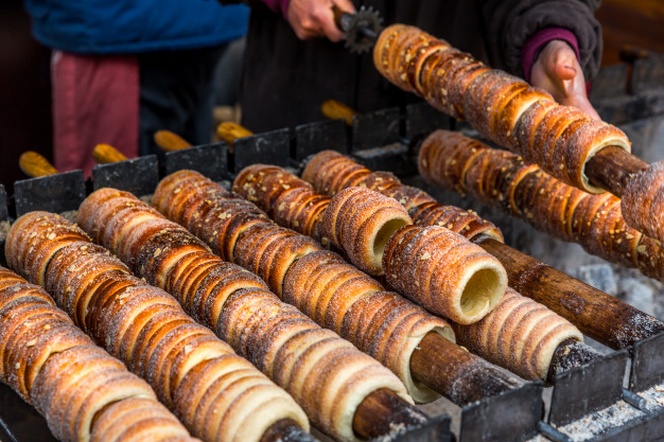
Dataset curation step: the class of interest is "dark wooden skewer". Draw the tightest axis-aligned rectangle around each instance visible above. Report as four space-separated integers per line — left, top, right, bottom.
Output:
547 339 603 380
142 123 633 409
474 234 664 350
226 152 625 394
352 388 429 440
233 147 664 352
411 330 601 396
262 394 431 442
322 98 653 201
584 145 649 198
411 332 521 404
259 409 431 442
260 419 318 442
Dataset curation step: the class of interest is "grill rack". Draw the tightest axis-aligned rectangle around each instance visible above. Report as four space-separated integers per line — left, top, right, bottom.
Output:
1 102 663 441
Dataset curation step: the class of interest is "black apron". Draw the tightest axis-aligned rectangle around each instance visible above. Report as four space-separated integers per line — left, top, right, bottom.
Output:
239 0 489 133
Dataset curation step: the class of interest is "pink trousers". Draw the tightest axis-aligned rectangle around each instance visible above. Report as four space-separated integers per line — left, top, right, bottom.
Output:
51 51 140 176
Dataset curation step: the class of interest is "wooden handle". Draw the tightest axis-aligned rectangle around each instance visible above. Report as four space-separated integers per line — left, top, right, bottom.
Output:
584 145 649 198
216 122 253 149
321 99 356 126
474 235 664 349
153 130 192 152
331 4 346 29
19 151 58 178
92 143 128 164
353 388 428 439
410 332 517 405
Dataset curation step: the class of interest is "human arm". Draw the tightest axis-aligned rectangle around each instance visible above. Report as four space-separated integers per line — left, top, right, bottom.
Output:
258 0 356 41
483 0 602 117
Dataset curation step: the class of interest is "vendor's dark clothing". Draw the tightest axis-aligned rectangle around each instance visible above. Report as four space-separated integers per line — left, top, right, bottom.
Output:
240 0 601 133
139 46 226 158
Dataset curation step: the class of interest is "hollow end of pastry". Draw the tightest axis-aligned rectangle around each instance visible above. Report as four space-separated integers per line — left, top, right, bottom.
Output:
370 218 412 274
455 265 506 325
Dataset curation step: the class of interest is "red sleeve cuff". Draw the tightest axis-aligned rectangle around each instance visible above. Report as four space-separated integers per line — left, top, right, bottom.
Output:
262 0 290 17
521 28 581 83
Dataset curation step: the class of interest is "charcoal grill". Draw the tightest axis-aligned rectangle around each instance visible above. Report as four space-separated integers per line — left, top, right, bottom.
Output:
1 101 664 442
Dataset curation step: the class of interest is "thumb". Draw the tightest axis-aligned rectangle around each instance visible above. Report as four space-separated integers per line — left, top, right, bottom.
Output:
553 61 577 81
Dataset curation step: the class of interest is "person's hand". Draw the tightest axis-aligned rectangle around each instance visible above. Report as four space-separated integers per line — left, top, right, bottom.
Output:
530 40 601 120
285 0 355 42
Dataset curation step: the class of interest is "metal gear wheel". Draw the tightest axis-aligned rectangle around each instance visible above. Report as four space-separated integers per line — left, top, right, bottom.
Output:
342 6 383 54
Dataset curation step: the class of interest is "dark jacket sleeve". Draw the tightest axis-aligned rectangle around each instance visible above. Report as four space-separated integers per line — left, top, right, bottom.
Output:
482 0 602 80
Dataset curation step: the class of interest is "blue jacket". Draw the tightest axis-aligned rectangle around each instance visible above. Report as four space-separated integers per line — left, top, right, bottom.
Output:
24 0 249 54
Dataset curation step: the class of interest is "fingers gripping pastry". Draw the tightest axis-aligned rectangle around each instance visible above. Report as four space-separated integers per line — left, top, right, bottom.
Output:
375 24 632 194
319 186 413 275
453 288 583 380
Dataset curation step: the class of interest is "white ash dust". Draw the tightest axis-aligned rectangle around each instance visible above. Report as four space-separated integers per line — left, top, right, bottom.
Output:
637 383 664 412
0 219 10 243
557 400 646 441
525 400 647 442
